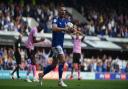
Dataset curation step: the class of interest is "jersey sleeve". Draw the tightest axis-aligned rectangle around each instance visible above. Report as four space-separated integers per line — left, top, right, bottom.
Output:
65 19 71 25
52 17 58 24
33 28 38 37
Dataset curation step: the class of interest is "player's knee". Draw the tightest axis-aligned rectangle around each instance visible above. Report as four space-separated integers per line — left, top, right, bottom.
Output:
59 60 65 64
58 54 66 63
59 57 65 63
51 59 58 69
51 63 57 69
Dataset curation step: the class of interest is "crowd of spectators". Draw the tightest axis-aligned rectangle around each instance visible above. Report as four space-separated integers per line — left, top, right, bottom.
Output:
0 47 27 70
0 1 58 35
81 55 128 73
0 47 128 73
0 0 128 73
0 0 128 38
75 0 128 38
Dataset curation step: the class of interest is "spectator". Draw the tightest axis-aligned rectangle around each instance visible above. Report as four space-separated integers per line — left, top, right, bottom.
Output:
125 63 128 73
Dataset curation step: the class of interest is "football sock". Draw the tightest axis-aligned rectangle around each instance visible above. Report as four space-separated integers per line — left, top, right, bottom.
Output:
59 63 64 80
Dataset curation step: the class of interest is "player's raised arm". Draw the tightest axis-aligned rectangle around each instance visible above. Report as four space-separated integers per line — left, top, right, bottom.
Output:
77 31 85 41
81 34 85 41
70 31 76 39
33 36 45 43
33 25 45 43
69 25 80 39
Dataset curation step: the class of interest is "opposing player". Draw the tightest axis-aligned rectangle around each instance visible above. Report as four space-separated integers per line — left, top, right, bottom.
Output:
38 5 70 87
11 34 22 79
70 27 85 80
25 24 45 82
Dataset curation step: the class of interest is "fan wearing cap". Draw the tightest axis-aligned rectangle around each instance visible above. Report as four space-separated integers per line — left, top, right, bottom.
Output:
25 24 45 82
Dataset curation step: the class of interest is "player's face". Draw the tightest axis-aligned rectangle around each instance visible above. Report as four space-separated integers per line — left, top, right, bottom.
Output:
59 7 66 18
76 33 79 37
37 26 42 32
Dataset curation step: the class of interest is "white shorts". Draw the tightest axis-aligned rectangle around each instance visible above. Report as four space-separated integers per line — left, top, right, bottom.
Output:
52 45 64 57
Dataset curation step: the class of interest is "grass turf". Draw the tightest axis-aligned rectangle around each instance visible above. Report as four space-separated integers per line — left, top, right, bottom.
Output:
0 79 128 89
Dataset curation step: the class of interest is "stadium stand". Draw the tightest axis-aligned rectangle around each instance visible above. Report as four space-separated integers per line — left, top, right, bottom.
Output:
0 0 128 74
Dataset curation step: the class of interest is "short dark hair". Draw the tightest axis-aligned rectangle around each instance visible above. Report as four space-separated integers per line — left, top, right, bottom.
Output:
57 2 65 8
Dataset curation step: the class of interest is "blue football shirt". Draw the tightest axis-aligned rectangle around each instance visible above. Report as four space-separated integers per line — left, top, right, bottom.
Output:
52 17 69 47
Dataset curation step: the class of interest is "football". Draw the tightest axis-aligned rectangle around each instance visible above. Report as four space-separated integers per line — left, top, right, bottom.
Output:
67 22 74 28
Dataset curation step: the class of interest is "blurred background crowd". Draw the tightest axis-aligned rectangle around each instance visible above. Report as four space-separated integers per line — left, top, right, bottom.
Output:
0 0 128 73
0 47 128 73
0 0 128 37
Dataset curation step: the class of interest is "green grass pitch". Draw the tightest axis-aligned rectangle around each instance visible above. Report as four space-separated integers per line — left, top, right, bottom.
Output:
0 79 128 89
